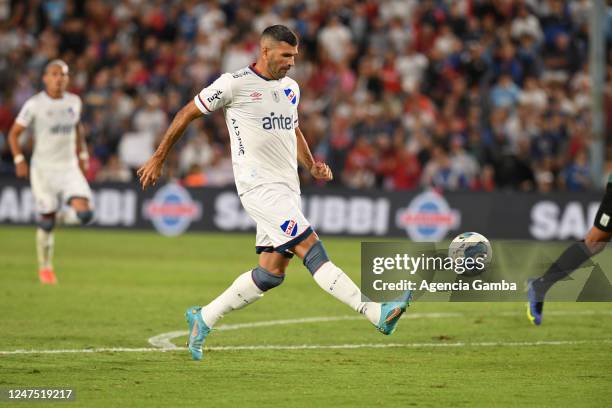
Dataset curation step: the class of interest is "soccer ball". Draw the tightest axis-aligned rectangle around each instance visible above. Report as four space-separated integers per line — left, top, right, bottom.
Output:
448 232 492 276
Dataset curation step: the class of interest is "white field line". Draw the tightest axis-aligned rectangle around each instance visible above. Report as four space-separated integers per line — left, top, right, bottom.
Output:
148 312 461 349
1 339 611 355
0 310 610 356
147 309 612 349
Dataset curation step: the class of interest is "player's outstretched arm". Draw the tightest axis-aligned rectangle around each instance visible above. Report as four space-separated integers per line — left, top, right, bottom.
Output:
7 122 28 178
137 101 201 189
76 123 89 175
296 127 332 181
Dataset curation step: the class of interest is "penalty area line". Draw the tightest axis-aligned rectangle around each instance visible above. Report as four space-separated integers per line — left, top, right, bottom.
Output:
1 339 611 355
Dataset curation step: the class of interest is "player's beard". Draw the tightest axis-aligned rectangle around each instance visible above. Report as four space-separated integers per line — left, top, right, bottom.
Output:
271 63 290 79
275 68 289 79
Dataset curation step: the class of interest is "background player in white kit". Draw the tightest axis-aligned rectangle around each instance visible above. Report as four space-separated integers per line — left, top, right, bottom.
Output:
7 60 94 285
138 25 411 361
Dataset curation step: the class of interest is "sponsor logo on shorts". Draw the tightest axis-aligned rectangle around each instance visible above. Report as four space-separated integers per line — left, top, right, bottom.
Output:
143 183 202 236
600 213 610 227
281 219 298 237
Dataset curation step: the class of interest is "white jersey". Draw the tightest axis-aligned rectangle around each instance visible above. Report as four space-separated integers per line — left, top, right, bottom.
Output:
194 65 300 195
15 91 82 170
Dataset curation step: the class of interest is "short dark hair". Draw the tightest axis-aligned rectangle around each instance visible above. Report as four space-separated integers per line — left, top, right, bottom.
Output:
261 25 298 46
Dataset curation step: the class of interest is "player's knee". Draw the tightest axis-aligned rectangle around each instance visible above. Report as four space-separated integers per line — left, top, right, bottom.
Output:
37 217 55 232
583 235 609 256
76 210 94 225
586 226 611 242
252 266 284 292
303 240 329 275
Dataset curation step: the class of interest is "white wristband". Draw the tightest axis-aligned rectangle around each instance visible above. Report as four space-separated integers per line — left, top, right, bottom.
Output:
13 154 25 164
79 151 90 160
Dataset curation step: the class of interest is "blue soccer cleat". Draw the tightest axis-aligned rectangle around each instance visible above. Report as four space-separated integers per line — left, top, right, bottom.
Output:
526 279 544 326
185 306 211 360
376 290 412 335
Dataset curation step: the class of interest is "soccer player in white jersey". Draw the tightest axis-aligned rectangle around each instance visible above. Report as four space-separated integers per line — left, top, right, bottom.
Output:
138 25 411 360
7 60 94 285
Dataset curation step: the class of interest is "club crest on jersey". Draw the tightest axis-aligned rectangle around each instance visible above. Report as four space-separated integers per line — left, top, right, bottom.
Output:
280 219 298 237
284 88 297 105
272 90 280 103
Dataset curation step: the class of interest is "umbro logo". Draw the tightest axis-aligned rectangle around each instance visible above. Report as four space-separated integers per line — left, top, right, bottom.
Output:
250 92 263 101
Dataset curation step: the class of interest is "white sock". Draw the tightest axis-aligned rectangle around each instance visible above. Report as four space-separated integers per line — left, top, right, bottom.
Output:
56 208 80 225
313 262 381 325
200 270 264 328
36 228 54 269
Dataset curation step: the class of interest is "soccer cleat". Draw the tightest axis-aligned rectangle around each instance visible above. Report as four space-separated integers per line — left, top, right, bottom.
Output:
38 267 57 285
526 279 544 326
185 306 211 361
376 290 412 335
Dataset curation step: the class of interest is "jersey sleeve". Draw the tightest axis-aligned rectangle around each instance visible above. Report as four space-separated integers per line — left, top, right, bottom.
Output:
15 98 36 128
194 73 233 115
292 82 300 128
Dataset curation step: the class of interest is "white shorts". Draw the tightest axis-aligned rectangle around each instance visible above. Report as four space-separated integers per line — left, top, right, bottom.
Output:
30 165 93 214
240 183 313 258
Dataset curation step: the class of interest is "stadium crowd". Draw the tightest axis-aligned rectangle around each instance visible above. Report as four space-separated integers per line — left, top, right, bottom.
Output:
0 0 611 192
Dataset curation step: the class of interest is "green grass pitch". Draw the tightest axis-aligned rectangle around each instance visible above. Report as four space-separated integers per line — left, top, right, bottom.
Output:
1 226 611 407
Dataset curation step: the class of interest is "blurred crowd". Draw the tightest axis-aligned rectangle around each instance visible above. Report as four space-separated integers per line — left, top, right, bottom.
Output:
1 0 611 192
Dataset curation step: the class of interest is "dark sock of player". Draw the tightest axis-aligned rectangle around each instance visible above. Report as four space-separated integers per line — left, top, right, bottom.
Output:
532 241 593 301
